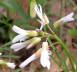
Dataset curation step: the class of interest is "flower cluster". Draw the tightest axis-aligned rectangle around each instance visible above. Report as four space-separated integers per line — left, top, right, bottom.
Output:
11 25 41 51
10 1 74 70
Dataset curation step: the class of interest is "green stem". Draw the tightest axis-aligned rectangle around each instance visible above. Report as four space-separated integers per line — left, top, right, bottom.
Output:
47 24 76 72
0 41 12 48
48 38 69 72
51 55 61 67
46 24 55 34
54 35 76 72
44 25 69 71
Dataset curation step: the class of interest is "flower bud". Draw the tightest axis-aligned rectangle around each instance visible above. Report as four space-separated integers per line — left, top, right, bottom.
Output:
26 37 41 49
28 30 39 37
30 0 36 18
7 62 16 69
0 60 7 66
0 60 16 69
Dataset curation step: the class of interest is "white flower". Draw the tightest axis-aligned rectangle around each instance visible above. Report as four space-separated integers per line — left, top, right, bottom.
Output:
40 42 51 70
54 12 74 28
35 4 49 30
12 25 38 43
7 62 16 69
60 12 74 23
0 60 16 69
19 54 36 68
0 53 2 56
19 48 42 68
10 37 41 51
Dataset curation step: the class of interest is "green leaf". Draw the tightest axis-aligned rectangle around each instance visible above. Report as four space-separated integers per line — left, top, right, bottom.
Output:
0 47 12 52
13 18 36 29
36 0 47 7
0 55 20 59
0 0 14 12
0 41 12 48
8 0 29 23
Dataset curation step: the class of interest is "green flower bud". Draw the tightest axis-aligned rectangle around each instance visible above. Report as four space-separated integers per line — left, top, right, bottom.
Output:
0 60 7 66
27 37 41 49
28 30 39 37
30 0 36 18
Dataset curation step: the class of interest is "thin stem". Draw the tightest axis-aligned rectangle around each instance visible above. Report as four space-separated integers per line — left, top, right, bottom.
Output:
51 55 61 67
54 35 76 72
47 24 76 72
46 24 55 34
43 26 69 71
48 38 69 72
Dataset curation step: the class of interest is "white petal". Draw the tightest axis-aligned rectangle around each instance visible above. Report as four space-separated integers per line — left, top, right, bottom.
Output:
35 4 45 23
38 4 42 14
40 23 44 30
19 54 36 68
35 4 42 17
46 59 50 70
12 25 28 35
40 48 50 70
66 12 74 18
7 62 16 69
10 41 29 51
12 35 28 43
0 53 2 56
60 12 74 22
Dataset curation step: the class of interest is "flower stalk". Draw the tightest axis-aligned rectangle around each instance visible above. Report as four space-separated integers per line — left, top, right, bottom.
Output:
46 24 76 72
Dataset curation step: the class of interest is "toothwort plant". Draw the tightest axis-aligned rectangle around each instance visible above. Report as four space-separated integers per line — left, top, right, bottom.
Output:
10 1 77 72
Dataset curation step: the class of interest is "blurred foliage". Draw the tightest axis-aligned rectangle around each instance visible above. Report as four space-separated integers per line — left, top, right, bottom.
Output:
68 29 77 36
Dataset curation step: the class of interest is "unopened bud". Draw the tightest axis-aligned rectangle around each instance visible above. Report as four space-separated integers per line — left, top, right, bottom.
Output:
28 30 39 37
0 60 7 66
26 37 41 49
0 60 16 69
30 0 36 18
26 44 33 49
